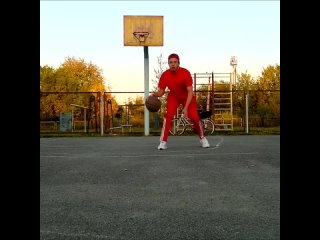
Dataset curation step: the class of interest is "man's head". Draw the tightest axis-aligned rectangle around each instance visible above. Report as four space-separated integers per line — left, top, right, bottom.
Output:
168 53 180 72
168 53 180 63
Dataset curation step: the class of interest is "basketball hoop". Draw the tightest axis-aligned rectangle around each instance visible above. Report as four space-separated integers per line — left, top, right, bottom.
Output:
133 32 149 43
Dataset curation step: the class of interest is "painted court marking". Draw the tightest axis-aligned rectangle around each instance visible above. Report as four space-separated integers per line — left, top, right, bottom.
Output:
40 230 111 239
40 136 257 158
40 152 258 158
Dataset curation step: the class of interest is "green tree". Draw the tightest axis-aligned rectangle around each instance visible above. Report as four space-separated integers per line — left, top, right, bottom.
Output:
257 64 280 91
55 57 106 92
40 57 111 121
233 71 256 118
255 64 280 125
233 65 280 127
40 57 107 92
40 65 57 91
126 96 145 127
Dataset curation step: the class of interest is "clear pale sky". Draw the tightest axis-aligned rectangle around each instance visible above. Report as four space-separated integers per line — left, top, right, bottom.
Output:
40 0 280 104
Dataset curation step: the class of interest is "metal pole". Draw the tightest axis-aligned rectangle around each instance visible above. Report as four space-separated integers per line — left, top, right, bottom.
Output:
246 92 249 134
230 73 233 130
110 100 113 129
84 109 86 133
127 105 129 125
206 76 210 111
211 72 214 121
193 73 197 93
71 109 74 132
100 94 104 136
144 46 149 136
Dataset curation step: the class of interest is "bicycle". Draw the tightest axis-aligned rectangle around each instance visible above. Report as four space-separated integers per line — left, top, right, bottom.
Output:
169 110 215 136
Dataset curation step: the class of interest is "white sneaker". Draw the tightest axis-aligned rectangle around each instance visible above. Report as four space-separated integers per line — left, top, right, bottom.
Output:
158 141 167 150
200 137 210 148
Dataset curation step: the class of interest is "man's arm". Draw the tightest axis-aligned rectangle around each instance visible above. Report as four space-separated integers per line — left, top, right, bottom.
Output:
152 88 165 97
182 86 193 118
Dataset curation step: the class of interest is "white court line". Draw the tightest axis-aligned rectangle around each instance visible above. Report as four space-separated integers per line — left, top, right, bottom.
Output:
167 136 224 152
40 155 78 158
41 152 258 158
101 152 258 158
40 230 111 239
40 136 242 158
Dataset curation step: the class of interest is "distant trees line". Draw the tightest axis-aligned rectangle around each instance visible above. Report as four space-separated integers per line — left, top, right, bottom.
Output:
40 56 280 127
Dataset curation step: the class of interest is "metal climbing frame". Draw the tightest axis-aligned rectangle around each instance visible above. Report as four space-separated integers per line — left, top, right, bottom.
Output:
193 72 233 131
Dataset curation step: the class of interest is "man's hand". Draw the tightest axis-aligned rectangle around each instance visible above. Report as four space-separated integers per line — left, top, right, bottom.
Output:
182 108 189 118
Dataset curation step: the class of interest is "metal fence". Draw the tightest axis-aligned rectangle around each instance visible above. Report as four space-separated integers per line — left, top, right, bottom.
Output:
40 90 280 135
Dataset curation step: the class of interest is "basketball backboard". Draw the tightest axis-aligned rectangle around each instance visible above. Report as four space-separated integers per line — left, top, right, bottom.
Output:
123 15 163 46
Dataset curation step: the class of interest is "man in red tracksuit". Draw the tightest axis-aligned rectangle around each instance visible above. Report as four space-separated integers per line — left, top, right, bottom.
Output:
152 53 210 150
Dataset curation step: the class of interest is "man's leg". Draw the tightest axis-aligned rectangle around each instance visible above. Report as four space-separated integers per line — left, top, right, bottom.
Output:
160 95 179 142
188 101 210 148
186 96 205 139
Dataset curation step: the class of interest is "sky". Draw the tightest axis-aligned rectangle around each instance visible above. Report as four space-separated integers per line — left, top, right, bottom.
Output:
40 0 280 104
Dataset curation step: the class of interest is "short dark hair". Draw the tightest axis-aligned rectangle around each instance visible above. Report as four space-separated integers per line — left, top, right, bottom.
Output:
168 53 180 63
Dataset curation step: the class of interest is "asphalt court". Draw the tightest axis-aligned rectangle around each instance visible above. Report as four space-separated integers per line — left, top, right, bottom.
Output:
40 135 280 240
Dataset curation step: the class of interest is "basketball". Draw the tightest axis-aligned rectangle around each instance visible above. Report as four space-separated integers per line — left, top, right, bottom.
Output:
145 95 161 112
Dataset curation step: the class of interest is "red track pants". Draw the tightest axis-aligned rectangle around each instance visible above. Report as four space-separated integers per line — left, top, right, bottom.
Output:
160 94 204 142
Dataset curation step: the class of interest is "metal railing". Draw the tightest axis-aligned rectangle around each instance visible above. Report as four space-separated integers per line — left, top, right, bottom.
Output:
40 89 280 135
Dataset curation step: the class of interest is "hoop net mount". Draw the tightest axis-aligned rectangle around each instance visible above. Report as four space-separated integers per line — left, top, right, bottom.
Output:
133 32 149 42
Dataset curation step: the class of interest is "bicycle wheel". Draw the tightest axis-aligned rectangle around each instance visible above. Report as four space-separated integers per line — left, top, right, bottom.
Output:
169 118 185 135
202 119 215 135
